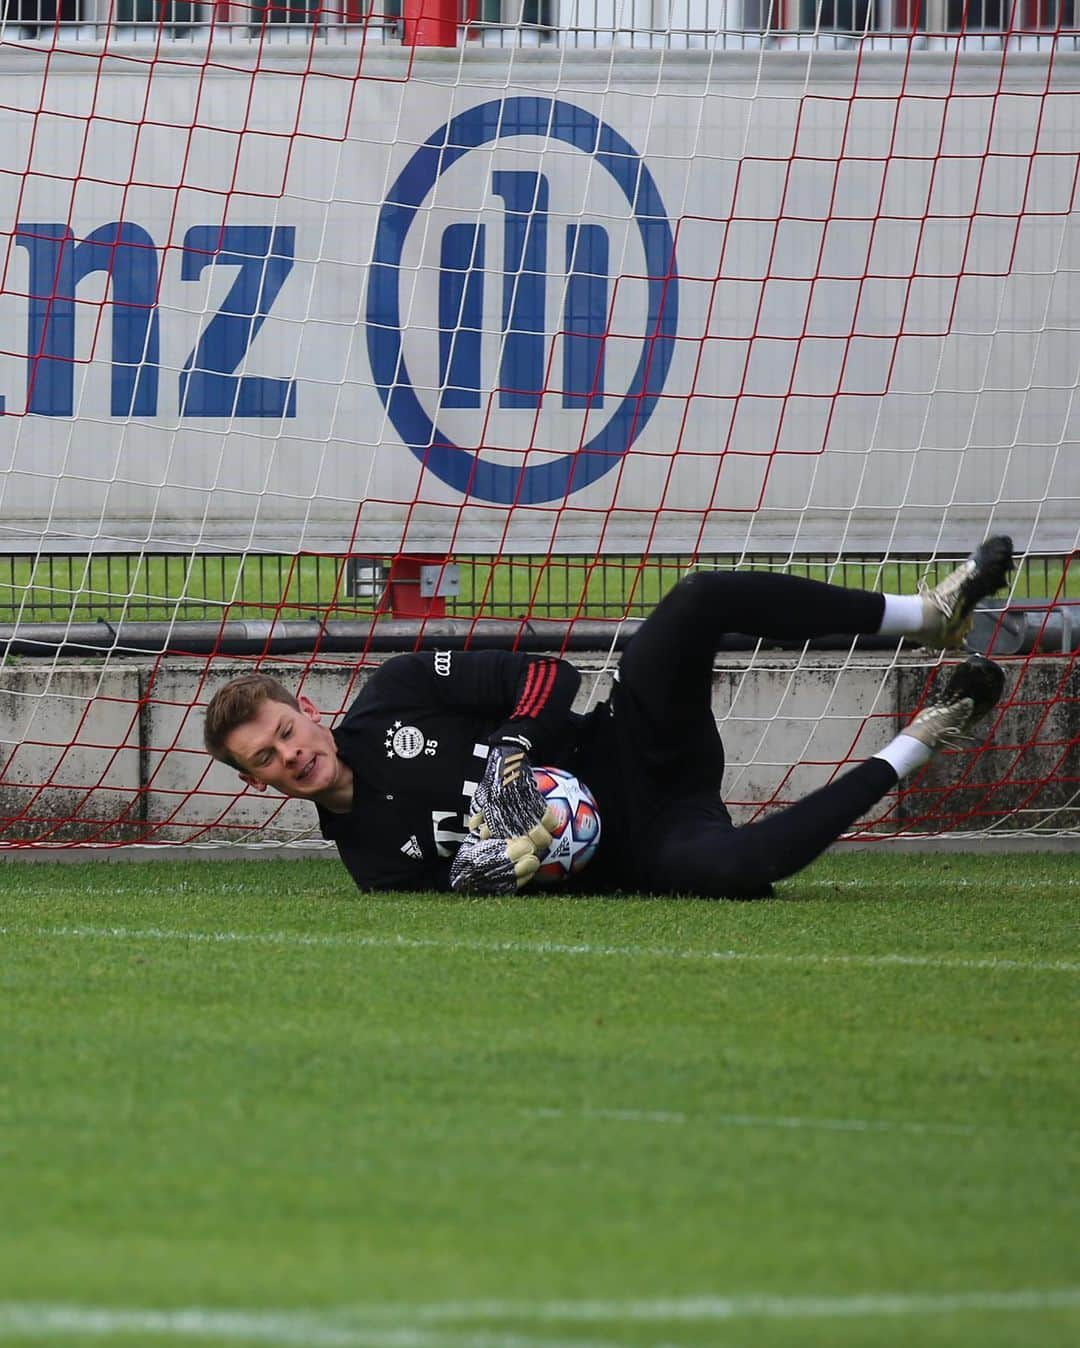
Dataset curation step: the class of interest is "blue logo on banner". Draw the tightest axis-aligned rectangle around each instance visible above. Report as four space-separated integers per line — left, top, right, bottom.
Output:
365 97 679 505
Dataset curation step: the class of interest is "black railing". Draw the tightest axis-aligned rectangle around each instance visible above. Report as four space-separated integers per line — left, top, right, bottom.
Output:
0 552 1071 627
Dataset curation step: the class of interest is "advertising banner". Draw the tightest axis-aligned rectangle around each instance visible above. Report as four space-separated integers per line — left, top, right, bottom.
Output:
0 47 1075 554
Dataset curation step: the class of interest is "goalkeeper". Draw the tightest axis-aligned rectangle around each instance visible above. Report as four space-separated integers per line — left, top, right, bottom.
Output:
204 536 1013 898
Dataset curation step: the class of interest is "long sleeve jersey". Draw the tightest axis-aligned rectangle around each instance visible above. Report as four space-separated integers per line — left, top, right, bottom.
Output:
316 649 582 893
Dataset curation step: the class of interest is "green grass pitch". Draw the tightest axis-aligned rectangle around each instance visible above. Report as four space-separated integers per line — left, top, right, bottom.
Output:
0 851 1077 1348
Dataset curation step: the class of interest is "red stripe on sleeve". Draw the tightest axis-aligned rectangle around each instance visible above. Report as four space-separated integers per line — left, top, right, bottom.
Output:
510 663 540 721
521 659 557 719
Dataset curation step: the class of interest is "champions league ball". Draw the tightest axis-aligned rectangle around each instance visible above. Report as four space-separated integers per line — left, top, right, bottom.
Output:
531 767 602 884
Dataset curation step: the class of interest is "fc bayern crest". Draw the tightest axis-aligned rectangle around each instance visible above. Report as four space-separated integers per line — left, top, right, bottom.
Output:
386 722 425 759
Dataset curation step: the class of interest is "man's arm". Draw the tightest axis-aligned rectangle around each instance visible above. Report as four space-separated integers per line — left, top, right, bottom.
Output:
373 650 581 764
410 650 580 845
484 653 582 757
362 651 582 872
335 829 542 898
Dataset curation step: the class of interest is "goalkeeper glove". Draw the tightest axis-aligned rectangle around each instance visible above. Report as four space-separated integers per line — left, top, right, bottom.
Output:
449 835 540 895
470 736 557 848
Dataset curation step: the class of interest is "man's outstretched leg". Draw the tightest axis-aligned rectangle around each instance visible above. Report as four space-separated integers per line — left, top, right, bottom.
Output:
643 656 1007 898
612 535 1014 786
581 537 1013 892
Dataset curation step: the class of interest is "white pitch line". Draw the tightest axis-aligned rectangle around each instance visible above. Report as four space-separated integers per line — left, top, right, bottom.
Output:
1 1288 1078 1346
0 1306 602 1348
2 923 1077 976
789 877 1079 890
526 1107 979 1136
369 1287 1080 1323
531 1107 690 1125
0 1306 355 1347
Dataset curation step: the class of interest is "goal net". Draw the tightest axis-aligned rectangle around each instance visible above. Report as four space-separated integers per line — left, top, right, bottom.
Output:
0 5 1076 849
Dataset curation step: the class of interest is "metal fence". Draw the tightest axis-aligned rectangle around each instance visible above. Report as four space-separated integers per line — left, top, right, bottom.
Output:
0 552 1070 626
2 0 1078 46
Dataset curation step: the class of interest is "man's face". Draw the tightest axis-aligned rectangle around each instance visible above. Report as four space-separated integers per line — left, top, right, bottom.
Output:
223 695 345 802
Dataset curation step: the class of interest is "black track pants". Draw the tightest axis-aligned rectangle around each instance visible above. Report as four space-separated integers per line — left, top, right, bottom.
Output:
580 571 898 897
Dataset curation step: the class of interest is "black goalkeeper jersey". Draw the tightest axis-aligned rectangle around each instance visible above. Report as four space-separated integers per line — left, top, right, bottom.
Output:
316 649 584 893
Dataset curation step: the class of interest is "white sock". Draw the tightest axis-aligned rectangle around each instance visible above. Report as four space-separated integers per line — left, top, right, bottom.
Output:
873 733 935 781
877 593 926 637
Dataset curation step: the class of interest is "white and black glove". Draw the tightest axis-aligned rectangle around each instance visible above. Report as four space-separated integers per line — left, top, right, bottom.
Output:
470 736 557 849
449 835 540 895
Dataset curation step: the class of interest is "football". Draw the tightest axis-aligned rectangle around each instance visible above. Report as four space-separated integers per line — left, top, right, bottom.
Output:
531 766 602 884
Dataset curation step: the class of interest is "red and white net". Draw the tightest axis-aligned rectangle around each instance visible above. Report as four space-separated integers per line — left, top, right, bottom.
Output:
0 6 1076 847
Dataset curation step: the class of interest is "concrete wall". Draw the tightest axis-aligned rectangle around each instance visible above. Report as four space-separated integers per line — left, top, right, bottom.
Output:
1 653 1074 849
0 664 143 843
895 663 1080 835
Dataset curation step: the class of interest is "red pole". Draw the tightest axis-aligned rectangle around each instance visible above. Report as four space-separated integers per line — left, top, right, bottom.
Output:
402 0 458 46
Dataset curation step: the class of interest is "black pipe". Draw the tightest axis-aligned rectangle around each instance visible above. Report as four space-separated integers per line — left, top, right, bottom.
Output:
968 602 1080 655
0 616 908 658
